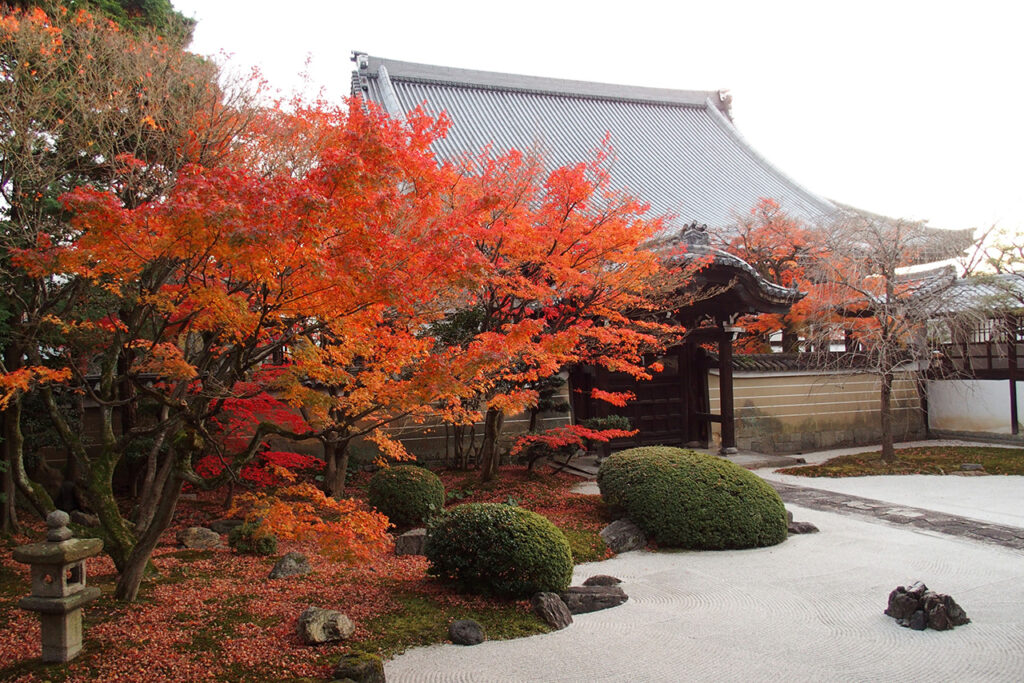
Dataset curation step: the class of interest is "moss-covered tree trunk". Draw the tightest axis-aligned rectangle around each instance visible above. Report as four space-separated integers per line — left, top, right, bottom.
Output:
1 406 20 534
115 465 183 601
479 407 505 482
5 398 54 519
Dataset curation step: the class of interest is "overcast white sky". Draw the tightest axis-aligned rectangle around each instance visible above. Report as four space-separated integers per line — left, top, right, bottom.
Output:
173 0 1023 237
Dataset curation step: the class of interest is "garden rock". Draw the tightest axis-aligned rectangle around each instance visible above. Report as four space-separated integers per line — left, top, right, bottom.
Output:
884 581 969 631
297 606 355 645
332 652 385 683
558 585 628 614
448 619 485 645
176 526 221 549
395 528 427 556
269 551 311 579
70 510 100 528
788 521 819 534
599 518 646 553
582 574 621 586
209 518 244 535
531 592 572 630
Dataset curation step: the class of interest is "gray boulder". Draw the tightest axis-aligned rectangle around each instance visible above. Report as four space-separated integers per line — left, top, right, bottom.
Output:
298 606 355 645
788 521 819 534
558 585 628 614
176 526 221 549
448 619 485 645
531 592 572 630
269 551 311 579
599 518 646 553
395 528 428 556
333 652 385 683
583 574 621 587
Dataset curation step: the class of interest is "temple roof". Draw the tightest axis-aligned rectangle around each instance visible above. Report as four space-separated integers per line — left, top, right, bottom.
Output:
926 273 1024 316
352 54 839 235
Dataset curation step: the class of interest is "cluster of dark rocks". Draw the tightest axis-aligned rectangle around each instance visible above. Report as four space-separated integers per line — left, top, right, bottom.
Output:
444 574 630 648
884 581 970 631
531 574 629 630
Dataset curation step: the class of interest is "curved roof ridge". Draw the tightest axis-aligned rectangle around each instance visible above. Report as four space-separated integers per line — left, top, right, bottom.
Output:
701 101 839 220
374 64 405 120
358 54 730 114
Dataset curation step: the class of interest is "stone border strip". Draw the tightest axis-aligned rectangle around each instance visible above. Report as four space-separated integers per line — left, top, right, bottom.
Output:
769 481 1024 551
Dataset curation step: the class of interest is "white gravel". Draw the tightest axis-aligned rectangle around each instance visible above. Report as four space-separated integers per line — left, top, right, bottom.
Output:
384 440 1024 682
386 506 1024 682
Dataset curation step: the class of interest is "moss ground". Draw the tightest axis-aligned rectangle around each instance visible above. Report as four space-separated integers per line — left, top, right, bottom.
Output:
776 446 1024 477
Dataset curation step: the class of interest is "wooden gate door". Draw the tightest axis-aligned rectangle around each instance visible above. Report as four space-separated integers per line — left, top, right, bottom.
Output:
568 344 708 448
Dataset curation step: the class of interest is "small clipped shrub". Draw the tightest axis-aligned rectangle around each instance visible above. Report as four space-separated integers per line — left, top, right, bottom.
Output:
425 503 573 598
228 520 278 556
581 415 632 432
597 446 787 550
367 464 445 528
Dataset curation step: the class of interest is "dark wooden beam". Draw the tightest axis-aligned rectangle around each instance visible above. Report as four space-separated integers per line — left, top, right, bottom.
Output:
718 324 737 454
1009 316 1019 436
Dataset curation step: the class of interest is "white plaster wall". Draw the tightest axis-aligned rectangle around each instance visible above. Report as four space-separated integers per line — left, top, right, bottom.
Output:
928 379 1015 434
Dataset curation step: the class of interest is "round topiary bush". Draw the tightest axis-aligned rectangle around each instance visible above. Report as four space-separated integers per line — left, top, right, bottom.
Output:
597 446 787 550
367 464 445 528
424 503 573 598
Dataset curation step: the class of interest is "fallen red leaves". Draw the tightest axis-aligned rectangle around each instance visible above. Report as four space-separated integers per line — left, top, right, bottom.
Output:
0 465 606 681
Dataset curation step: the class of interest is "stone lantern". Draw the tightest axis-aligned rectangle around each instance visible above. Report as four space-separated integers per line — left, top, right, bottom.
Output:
13 510 103 663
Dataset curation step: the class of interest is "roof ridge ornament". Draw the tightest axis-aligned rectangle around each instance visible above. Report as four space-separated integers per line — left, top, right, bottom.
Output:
681 221 710 246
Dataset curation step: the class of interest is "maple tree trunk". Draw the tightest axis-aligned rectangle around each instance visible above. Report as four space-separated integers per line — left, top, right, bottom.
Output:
879 370 896 463
323 437 351 497
479 408 505 482
116 470 183 601
134 444 174 534
5 397 54 520
85 452 136 573
1 413 19 534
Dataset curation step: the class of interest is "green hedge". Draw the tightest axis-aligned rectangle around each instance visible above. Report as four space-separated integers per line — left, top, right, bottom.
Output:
367 465 445 528
597 446 787 549
424 503 573 598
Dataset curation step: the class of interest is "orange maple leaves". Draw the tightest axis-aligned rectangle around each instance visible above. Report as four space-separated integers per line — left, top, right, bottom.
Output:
722 198 824 352
228 482 392 564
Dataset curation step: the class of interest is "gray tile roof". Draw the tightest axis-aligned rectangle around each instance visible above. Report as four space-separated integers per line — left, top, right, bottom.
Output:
927 273 1024 316
352 54 840 236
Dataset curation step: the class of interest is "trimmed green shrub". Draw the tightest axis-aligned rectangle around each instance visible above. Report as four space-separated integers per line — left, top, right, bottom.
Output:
425 503 573 598
228 521 278 556
581 415 632 432
368 465 445 528
597 446 787 550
